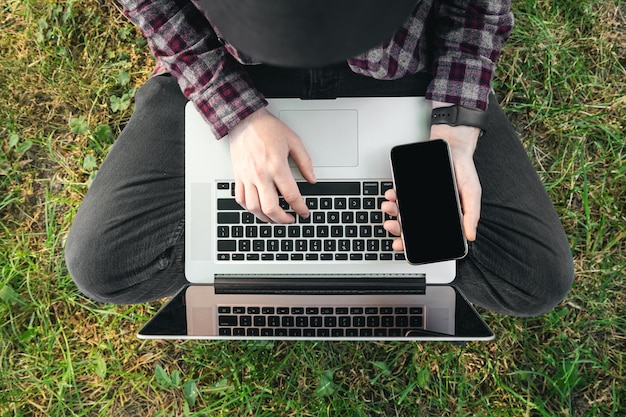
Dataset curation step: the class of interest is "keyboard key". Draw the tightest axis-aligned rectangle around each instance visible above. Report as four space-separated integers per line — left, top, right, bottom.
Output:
334 198 347 209
359 226 372 237
217 240 237 252
349 198 360 209
313 212 325 223
297 181 360 196
217 212 239 224
363 198 376 209
381 181 394 193
327 212 340 223
316 226 329 237
219 316 238 326
356 212 368 223
238 240 250 252
410 316 424 327
363 182 379 195
217 199 243 210
342 211 354 223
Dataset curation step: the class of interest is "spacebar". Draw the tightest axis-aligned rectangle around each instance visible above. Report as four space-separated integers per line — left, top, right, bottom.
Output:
296 182 361 196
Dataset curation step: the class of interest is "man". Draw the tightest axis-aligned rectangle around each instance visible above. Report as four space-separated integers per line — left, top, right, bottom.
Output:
65 0 573 316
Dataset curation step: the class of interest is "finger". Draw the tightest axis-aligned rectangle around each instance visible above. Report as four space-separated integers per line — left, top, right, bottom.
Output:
380 201 399 217
288 136 317 184
243 182 273 224
384 219 402 237
392 238 404 252
234 180 246 209
274 167 309 220
384 188 397 202
256 181 295 224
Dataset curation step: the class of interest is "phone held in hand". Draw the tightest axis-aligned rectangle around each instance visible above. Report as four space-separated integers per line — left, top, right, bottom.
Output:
389 139 468 265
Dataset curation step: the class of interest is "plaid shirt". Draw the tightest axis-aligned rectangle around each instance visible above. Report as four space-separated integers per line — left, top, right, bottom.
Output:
118 0 513 139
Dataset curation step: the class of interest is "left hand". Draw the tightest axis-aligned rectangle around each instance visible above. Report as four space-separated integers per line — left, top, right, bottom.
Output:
381 124 482 250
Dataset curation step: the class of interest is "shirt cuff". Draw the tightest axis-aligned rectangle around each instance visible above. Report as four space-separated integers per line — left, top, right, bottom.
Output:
190 66 268 139
425 59 493 111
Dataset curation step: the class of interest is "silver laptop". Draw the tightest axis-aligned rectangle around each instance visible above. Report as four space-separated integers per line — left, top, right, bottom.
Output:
138 97 494 341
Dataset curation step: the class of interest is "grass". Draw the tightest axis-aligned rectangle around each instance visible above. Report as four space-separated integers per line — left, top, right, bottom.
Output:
1 0 624 415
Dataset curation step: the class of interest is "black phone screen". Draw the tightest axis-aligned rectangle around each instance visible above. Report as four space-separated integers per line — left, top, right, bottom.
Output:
390 140 467 264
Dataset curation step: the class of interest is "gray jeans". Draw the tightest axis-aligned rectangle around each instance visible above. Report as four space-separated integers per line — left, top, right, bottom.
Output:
65 70 573 316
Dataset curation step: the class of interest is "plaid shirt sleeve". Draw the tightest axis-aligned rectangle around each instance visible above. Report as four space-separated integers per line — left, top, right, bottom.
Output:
116 0 267 139
427 0 514 110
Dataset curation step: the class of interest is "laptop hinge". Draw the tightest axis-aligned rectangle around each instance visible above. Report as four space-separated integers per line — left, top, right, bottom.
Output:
214 276 426 295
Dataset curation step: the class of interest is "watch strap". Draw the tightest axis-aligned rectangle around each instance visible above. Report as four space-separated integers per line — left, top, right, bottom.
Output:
431 105 488 131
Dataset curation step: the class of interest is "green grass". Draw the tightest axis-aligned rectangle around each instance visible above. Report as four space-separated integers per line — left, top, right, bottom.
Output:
1 0 625 415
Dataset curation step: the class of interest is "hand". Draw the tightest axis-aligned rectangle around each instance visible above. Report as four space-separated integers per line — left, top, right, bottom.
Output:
228 107 317 224
382 124 481 250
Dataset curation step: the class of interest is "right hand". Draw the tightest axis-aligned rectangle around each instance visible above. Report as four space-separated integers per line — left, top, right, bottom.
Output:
228 107 317 224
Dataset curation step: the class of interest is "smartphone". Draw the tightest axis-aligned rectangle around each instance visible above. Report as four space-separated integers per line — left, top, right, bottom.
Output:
389 139 467 265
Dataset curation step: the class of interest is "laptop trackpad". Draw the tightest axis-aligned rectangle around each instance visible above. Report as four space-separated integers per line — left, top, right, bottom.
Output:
280 110 358 167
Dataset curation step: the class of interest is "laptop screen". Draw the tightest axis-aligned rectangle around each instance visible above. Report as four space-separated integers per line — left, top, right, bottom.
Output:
138 284 494 341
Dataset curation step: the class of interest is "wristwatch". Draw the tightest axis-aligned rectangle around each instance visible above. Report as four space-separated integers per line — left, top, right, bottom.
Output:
431 105 488 132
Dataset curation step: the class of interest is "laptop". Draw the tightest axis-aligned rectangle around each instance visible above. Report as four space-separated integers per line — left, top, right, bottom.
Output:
138 97 494 341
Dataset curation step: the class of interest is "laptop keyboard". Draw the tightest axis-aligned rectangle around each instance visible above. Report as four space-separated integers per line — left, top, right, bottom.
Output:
217 305 424 337
215 180 405 262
